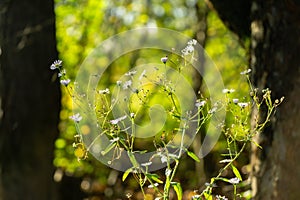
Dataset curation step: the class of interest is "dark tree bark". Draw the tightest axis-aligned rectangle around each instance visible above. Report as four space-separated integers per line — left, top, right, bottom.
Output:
0 0 61 199
250 1 300 199
206 0 251 40
207 0 300 199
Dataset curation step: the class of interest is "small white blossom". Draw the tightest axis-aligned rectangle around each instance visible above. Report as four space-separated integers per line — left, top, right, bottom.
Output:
229 177 240 184
110 137 120 142
181 46 194 55
125 70 137 76
181 40 197 55
60 79 71 86
122 80 132 90
130 112 135 118
238 102 249 108
216 195 228 200
70 113 82 123
192 195 201 199
126 193 132 198
50 60 62 70
161 56 168 64
148 183 159 188
58 69 66 77
186 45 194 53
165 168 172 176
99 88 110 94
116 80 122 86
208 107 217 114
110 119 119 125
195 100 206 108
141 161 152 167
161 155 167 163
222 88 235 94
240 69 252 75
110 115 127 124
187 39 197 46
232 98 239 104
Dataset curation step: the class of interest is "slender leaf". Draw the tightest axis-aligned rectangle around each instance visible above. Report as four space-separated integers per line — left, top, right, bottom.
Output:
252 140 262 149
146 173 163 184
171 182 182 200
204 193 213 200
187 150 200 162
122 167 133 182
216 177 230 183
231 164 242 181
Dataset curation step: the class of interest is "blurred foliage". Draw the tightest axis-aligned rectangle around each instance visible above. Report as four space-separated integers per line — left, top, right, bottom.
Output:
54 0 249 199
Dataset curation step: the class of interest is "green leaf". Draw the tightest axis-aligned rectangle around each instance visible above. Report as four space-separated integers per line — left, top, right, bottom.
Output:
122 167 133 182
171 182 182 200
252 140 262 149
187 150 200 162
204 193 213 200
146 173 163 184
231 164 242 181
216 177 230 183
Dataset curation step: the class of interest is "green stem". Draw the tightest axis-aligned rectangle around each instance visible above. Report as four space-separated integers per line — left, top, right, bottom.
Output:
199 142 247 197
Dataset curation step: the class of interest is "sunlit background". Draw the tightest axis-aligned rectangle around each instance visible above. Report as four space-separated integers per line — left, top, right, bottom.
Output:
53 0 250 199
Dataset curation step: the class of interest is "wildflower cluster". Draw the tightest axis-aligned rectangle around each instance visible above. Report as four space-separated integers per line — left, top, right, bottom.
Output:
50 60 71 86
193 68 284 200
50 38 283 200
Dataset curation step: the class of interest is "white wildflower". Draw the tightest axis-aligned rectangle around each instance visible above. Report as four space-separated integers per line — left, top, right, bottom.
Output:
222 88 235 94
216 195 228 200
141 161 152 167
186 45 194 53
110 115 127 124
70 113 82 123
208 107 217 114
58 69 66 77
110 137 120 143
148 183 159 188
161 155 167 163
232 98 239 104
165 168 172 176
116 80 122 86
126 193 132 198
192 195 201 199
181 40 197 56
161 56 168 64
60 79 70 86
229 177 240 184
125 70 137 76
99 88 110 94
240 69 252 75
238 102 249 108
195 100 206 108
122 80 132 90
187 39 197 46
50 60 62 70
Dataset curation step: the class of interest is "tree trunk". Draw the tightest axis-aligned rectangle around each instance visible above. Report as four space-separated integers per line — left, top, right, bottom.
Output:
206 0 300 198
250 1 300 199
0 0 61 199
